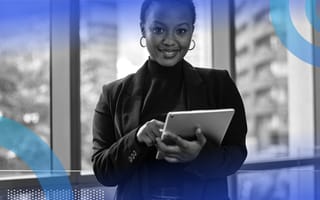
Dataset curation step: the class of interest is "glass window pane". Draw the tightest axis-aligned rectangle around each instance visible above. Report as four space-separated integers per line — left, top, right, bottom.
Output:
80 0 118 174
234 0 289 161
0 0 50 178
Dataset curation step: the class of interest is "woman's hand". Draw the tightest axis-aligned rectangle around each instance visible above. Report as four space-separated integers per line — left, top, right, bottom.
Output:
136 119 164 147
155 128 207 163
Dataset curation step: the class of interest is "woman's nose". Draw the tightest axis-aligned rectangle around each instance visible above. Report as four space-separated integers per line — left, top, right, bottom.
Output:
162 33 176 46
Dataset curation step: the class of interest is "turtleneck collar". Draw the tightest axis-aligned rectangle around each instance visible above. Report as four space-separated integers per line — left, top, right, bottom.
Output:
147 58 183 80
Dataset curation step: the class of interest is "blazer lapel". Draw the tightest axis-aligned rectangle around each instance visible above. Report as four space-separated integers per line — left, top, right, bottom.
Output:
115 61 149 135
182 60 210 110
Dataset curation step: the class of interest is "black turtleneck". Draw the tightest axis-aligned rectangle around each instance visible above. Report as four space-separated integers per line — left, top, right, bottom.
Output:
140 58 187 198
140 58 186 123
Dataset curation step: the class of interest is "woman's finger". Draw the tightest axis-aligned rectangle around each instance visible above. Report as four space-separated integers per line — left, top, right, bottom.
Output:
143 136 153 147
163 156 180 163
195 128 207 146
148 119 164 137
153 119 165 128
162 153 183 160
146 130 157 144
150 125 163 138
162 132 188 149
156 138 180 153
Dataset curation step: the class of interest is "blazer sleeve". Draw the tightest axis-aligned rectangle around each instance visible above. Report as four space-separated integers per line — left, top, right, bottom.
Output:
91 84 150 186
184 70 247 179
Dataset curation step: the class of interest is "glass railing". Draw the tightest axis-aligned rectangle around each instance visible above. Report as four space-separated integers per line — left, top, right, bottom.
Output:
234 167 319 200
0 149 319 200
233 148 320 200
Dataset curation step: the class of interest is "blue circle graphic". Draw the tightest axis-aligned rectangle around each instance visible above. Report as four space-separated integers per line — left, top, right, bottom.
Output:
305 0 320 32
0 117 73 199
270 0 320 67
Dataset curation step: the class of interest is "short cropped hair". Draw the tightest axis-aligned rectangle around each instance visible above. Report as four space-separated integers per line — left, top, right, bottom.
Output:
140 0 196 25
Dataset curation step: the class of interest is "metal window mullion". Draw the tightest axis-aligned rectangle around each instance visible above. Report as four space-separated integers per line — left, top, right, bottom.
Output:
51 0 72 172
69 0 81 180
313 23 320 200
211 0 233 73
314 67 320 200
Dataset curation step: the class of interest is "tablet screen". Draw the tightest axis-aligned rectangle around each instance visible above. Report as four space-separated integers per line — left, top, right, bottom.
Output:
163 108 235 144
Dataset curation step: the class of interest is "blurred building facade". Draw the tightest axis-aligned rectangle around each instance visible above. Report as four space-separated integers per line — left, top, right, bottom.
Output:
80 0 118 172
234 0 289 160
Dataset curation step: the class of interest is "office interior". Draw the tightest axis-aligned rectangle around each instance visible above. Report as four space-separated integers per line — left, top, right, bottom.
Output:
0 0 319 199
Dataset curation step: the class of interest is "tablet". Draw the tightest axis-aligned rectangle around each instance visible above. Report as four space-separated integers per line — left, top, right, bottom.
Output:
162 108 235 144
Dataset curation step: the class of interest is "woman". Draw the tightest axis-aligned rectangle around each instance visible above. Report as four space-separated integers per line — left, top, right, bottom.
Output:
92 0 247 199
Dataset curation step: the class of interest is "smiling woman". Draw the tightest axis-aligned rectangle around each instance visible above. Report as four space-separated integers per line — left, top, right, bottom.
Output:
79 0 213 174
91 0 247 200
140 0 195 67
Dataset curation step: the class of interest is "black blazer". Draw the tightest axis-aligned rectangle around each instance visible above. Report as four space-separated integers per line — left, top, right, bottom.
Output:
92 60 247 200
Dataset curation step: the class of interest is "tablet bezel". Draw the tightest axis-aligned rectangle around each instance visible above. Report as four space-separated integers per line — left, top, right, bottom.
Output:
162 108 235 144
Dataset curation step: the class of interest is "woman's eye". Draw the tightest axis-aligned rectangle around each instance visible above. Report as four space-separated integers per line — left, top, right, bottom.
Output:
152 27 164 34
177 28 187 35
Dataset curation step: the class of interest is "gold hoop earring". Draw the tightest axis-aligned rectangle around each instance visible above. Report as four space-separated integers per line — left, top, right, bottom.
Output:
189 39 196 50
140 36 146 48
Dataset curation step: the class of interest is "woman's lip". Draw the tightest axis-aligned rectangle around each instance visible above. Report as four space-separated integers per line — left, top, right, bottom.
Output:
160 49 179 52
158 48 180 58
162 50 178 58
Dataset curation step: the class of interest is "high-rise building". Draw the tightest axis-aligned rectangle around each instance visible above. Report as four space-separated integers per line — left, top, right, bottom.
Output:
234 0 288 160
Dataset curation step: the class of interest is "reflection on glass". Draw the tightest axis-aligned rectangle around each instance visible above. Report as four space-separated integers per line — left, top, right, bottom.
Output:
237 166 315 200
234 0 289 161
0 0 50 178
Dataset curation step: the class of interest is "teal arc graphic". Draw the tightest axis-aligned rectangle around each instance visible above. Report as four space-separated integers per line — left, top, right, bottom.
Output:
306 0 320 32
270 0 320 67
0 117 73 200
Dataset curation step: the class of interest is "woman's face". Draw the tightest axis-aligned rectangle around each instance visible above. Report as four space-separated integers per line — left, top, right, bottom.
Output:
141 1 194 67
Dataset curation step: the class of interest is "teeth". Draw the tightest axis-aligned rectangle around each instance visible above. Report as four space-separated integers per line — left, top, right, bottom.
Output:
163 51 177 57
